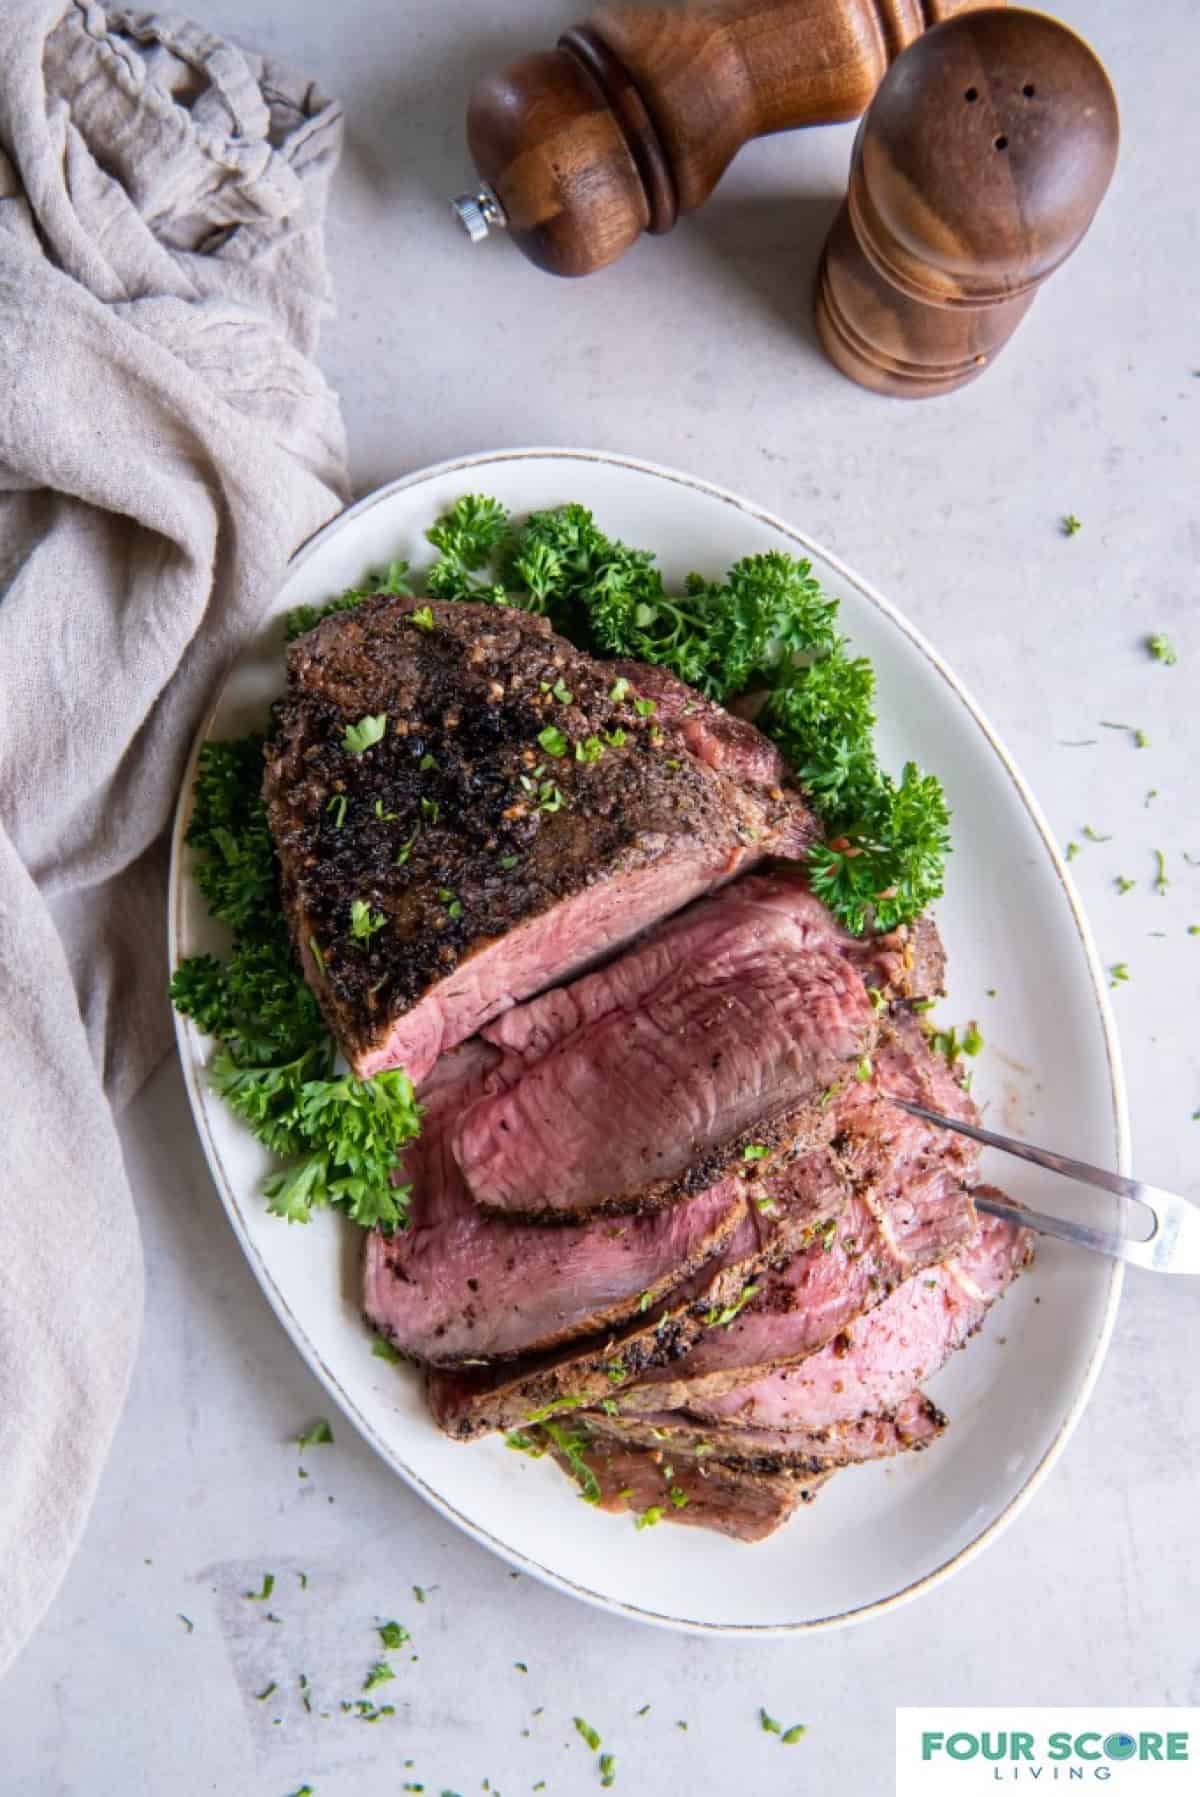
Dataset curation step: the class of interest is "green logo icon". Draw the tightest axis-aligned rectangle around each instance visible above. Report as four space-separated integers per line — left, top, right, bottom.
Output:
1104 1734 1138 1761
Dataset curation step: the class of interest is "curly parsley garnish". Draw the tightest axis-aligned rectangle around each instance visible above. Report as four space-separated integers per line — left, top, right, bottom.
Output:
172 738 421 1232
419 496 951 934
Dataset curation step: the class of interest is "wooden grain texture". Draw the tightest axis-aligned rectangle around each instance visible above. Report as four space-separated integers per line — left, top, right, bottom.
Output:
465 0 997 276
466 49 649 277
815 7 1120 395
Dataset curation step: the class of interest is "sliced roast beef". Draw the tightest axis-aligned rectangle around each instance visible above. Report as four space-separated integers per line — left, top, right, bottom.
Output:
541 1424 832 1542
579 1388 946 1470
452 869 883 1218
361 1041 745 1364
616 1010 980 1413
691 1210 1034 1432
425 1136 851 1441
264 598 816 1083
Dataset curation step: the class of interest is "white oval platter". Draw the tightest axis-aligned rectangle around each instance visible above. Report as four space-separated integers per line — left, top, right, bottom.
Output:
169 448 1127 1634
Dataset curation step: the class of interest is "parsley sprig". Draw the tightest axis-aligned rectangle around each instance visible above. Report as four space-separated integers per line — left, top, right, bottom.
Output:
421 496 950 933
171 738 420 1231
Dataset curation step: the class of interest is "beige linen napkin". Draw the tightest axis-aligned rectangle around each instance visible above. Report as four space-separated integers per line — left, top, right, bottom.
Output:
0 0 349 1674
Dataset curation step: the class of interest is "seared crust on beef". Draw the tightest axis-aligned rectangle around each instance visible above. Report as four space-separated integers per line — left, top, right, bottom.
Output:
264 598 816 1082
577 1389 947 1471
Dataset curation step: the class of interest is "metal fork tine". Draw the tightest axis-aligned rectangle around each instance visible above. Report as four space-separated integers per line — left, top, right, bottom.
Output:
887 1097 1145 1205
886 1096 1200 1276
974 1193 1136 1266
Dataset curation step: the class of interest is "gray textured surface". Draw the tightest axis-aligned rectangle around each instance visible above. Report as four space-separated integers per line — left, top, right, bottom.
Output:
4 1 1197 1791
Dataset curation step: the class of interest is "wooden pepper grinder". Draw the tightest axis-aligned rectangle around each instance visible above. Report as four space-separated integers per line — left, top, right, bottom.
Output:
815 8 1119 395
452 0 1001 277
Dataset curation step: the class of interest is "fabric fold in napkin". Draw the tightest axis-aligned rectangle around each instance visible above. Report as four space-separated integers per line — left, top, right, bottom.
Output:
0 0 349 1676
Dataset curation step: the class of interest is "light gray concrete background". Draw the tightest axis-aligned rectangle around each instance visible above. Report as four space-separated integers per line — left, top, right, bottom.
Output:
4 1 1198 1792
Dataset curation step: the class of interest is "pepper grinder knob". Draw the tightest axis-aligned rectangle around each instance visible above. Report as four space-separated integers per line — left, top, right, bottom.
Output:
814 7 1118 396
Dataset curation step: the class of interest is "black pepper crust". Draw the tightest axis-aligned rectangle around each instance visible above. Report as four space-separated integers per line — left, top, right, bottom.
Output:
263 595 777 1063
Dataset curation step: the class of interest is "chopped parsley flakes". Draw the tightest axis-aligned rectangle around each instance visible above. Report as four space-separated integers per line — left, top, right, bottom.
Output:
574 1717 602 1751
350 898 386 943
296 1419 333 1451
342 713 387 754
1147 633 1177 665
394 825 420 867
537 725 569 758
1100 720 1149 748
704 1283 758 1327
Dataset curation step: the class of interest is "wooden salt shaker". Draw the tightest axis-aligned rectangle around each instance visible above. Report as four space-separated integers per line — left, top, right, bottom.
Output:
815 7 1119 396
452 0 1000 277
